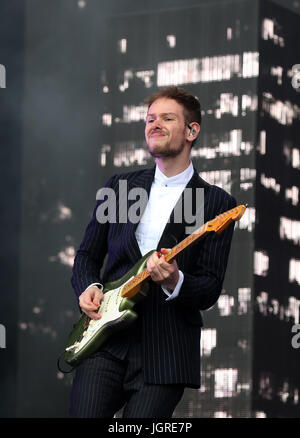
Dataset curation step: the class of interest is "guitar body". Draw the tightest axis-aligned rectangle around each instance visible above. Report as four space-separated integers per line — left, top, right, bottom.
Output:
64 250 155 367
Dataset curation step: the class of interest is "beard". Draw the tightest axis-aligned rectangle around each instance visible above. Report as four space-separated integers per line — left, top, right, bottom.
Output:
147 137 186 158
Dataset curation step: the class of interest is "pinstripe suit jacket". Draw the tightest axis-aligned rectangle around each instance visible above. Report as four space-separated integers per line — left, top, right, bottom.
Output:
71 166 236 388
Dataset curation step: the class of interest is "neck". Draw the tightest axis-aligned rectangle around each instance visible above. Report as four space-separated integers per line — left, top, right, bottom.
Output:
156 156 191 178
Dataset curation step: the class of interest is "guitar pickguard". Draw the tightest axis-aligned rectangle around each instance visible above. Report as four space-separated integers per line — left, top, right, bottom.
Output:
65 277 135 356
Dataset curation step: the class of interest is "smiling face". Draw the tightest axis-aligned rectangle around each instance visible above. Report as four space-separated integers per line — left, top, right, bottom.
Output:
145 98 190 159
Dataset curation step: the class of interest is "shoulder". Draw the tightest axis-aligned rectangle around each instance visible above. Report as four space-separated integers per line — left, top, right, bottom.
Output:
104 167 154 188
195 171 236 215
210 184 236 204
193 169 236 209
206 184 237 217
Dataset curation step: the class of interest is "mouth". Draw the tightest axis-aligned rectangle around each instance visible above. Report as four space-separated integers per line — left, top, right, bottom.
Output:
150 131 166 138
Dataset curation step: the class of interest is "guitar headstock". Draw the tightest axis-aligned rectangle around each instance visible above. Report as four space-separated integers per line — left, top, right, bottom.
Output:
204 204 248 234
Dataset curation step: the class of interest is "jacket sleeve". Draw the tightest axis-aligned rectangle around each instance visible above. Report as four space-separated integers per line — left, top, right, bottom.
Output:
71 174 116 298
169 190 237 311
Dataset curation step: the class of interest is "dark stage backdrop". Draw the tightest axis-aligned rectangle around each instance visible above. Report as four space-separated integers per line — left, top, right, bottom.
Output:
97 2 258 418
0 0 299 419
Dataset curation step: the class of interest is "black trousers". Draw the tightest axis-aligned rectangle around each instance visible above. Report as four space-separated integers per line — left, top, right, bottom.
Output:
70 339 185 418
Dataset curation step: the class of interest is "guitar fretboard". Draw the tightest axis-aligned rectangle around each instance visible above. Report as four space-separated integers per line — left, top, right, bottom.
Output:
120 204 246 298
121 223 208 297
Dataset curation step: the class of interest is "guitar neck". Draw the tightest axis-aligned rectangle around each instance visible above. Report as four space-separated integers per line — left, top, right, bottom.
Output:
121 223 209 297
120 203 246 299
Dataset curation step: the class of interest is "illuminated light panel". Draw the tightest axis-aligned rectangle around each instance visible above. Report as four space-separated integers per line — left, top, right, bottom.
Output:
262 18 285 46
254 250 269 276
119 69 133 92
157 52 259 86
240 168 256 191
237 207 256 232
201 329 217 357
240 182 253 191
227 27 232 40
214 412 232 418
238 288 251 315
39 202 73 223
237 383 251 393
166 35 176 48
292 148 300 169
262 18 274 40
278 381 290 403
99 144 111 167
285 186 299 206
242 52 259 77
214 368 238 398
254 412 267 418
122 105 148 123
191 129 253 159
77 0 86 8
259 373 273 400
113 142 149 167
257 130 266 155
219 130 252 156
240 168 256 181
218 294 234 316
219 93 239 117
49 246 75 267
241 94 258 114
135 70 155 88
118 69 154 92
56 203 72 221
118 38 127 53
262 92 300 125
279 217 300 244
283 141 294 165
271 299 280 317
255 291 271 316
270 66 283 85
260 173 280 194
256 291 300 323
286 297 300 324
289 258 300 286
102 113 112 126
294 389 299 405
199 170 232 193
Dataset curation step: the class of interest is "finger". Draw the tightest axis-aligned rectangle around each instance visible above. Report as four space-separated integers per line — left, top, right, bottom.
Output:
92 292 104 308
84 309 101 320
79 295 102 315
81 287 103 305
150 262 169 282
160 248 170 254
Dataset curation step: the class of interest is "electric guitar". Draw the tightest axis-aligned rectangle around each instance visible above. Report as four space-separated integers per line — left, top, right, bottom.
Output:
63 204 247 367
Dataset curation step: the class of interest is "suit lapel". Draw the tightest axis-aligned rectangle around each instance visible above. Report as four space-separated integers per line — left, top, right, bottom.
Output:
122 165 210 264
157 167 210 250
122 167 155 265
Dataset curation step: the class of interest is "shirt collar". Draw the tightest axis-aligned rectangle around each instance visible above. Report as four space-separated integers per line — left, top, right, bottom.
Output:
154 161 194 187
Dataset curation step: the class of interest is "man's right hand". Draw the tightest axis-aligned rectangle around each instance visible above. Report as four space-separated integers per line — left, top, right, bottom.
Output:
78 285 104 320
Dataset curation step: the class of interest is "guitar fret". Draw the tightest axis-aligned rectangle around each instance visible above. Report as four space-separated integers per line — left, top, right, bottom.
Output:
121 269 149 295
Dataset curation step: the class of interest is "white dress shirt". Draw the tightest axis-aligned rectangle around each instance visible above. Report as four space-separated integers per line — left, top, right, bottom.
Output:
88 162 194 300
135 162 194 300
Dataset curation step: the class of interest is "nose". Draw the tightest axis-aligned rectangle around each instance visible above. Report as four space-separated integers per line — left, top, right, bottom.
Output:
149 117 164 132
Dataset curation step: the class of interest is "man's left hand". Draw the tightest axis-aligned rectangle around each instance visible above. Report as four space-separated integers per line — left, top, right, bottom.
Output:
146 248 179 291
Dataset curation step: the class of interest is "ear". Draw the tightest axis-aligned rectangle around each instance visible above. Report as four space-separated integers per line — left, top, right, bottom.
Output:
186 123 200 143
